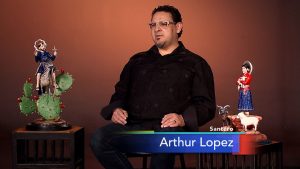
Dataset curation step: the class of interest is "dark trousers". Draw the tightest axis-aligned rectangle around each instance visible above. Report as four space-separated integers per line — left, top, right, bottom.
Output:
90 121 184 169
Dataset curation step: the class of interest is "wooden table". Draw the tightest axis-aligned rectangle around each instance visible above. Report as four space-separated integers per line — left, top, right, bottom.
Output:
197 141 283 169
12 126 84 169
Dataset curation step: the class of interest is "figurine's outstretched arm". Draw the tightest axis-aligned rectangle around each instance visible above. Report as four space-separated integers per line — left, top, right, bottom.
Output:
53 46 58 56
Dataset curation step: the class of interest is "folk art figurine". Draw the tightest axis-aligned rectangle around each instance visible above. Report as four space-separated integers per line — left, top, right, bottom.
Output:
17 39 74 130
34 39 58 95
217 105 231 127
237 61 254 116
216 61 268 142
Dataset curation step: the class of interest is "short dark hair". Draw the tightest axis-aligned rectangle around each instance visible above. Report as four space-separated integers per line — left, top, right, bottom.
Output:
152 5 183 38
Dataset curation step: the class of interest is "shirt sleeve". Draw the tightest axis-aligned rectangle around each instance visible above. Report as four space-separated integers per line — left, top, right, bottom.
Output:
35 52 41 62
182 60 216 131
100 58 134 120
47 52 56 61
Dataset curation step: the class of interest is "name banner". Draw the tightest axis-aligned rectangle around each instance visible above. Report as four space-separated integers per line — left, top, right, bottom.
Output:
116 132 243 153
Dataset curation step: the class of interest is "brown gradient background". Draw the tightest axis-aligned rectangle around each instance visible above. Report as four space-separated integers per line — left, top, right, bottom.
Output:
1 0 300 168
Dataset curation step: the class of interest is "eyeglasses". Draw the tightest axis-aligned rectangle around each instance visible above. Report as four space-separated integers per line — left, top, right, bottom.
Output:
149 21 176 29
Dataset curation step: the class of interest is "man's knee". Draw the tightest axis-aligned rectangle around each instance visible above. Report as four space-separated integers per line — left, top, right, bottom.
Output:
90 127 107 153
90 123 126 152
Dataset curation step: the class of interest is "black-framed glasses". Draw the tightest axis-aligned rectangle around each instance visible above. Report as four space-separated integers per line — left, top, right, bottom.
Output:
149 21 176 29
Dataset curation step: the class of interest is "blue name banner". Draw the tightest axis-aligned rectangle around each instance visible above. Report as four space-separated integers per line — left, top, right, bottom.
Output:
116 132 241 153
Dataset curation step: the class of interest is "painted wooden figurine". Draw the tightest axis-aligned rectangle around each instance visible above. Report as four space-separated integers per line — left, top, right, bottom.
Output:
237 61 254 115
34 39 58 95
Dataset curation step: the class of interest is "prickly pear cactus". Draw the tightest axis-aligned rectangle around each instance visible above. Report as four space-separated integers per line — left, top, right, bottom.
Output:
23 81 33 97
18 71 73 121
56 72 73 92
19 81 36 115
19 96 36 115
54 88 63 96
37 94 61 120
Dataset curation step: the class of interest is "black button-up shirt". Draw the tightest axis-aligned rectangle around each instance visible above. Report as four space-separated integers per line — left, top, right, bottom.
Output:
101 42 216 131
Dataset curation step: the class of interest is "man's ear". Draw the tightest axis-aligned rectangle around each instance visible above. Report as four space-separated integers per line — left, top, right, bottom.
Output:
176 22 183 34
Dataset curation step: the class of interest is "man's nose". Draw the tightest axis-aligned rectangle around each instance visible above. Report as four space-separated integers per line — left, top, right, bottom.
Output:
154 24 162 32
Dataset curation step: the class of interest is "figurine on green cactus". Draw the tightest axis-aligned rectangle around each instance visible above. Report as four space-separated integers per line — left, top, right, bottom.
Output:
17 39 74 130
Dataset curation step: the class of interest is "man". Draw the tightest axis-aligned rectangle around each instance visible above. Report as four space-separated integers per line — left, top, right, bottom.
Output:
91 5 216 169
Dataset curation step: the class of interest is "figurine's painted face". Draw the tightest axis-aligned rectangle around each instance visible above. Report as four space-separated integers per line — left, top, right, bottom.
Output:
38 43 46 51
242 66 248 74
150 12 182 49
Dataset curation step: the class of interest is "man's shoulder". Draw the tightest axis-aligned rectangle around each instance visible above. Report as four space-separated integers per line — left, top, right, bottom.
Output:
129 51 148 60
126 51 153 64
181 48 209 65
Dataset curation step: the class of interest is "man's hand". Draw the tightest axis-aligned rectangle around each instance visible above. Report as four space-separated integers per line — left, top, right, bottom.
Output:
111 108 128 125
161 113 185 128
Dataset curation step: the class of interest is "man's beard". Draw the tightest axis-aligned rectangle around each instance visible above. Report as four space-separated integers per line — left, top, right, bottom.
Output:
155 41 165 49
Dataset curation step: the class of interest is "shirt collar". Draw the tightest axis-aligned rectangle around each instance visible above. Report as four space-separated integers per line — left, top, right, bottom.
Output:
148 41 186 56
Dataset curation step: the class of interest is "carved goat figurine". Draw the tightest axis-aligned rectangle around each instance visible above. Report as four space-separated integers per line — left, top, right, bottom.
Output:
217 105 230 126
237 112 260 131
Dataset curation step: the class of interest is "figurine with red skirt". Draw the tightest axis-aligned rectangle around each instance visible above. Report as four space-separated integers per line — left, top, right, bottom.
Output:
237 61 254 115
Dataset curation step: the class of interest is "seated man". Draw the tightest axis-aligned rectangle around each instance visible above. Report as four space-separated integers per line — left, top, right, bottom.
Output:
91 5 216 169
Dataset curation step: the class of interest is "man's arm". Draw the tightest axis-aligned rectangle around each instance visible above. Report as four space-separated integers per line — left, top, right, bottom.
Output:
101 58 133 120
182 60 216 131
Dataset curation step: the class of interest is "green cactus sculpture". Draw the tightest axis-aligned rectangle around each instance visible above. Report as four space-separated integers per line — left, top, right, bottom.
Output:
54 72 74 96
23 81 33 97
19 96 36 115
18 70 73 122
19 80 36 115
37 94 61 120
57 72 73 91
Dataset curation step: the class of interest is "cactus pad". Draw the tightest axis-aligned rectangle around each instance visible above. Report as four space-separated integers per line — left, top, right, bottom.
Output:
56 73 73 92
54 88 63 96
23 82 33 97
37 94 61 120
19 96 36 115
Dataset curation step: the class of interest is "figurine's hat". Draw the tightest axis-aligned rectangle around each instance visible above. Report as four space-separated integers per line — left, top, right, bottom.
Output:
242 60 253 74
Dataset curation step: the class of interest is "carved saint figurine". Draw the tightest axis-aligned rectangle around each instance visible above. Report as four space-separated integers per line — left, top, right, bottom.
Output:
34 39 58 95
237 61 254 115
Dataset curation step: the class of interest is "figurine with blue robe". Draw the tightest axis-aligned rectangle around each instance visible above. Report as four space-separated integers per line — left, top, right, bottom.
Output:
34 39 58 94
237 61 254 115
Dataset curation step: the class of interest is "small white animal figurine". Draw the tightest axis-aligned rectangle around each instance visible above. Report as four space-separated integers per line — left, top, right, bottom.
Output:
237 112 259 131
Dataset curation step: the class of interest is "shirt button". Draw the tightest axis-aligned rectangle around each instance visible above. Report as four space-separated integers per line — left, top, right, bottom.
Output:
184 74 189 78
154 103 159 108
169 88 173 93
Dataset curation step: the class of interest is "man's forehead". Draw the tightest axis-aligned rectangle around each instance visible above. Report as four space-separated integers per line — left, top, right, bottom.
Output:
151 11 172 22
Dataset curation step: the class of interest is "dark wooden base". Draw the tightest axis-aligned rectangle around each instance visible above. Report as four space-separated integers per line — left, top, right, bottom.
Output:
26 118 71 131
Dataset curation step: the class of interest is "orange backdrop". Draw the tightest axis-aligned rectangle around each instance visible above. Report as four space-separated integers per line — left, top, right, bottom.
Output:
1 0 300 168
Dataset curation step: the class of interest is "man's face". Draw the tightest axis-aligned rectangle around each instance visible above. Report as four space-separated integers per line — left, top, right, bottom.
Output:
150 11 182 49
